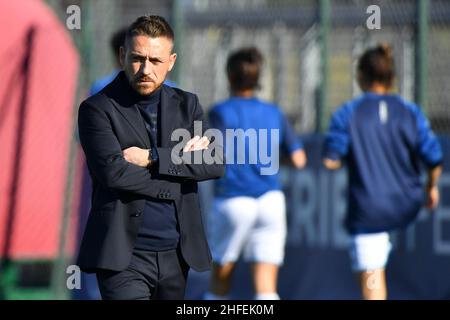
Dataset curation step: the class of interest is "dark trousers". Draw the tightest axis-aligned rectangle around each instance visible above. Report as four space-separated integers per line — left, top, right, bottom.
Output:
95 248 189 300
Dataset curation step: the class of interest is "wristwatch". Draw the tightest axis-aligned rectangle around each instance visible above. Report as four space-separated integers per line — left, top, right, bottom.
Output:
148 147 159 166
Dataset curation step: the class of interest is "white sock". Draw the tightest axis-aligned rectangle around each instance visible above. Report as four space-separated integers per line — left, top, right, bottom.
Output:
254 292 280 300
203 292 229 300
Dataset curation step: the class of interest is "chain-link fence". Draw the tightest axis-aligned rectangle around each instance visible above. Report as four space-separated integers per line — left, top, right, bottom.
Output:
177 0 450 134
47 0 450 134
428 0 450 132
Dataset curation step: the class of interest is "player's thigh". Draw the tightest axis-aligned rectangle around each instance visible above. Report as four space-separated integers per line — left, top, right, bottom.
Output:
349 232 392 272
209 196 259 264
244 191 287 264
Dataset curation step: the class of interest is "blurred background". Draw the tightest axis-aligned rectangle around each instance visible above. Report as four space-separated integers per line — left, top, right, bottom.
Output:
0 0 449 299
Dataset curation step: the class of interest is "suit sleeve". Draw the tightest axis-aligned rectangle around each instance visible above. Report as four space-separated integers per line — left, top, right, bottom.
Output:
156 95 225 181
78 100 180 200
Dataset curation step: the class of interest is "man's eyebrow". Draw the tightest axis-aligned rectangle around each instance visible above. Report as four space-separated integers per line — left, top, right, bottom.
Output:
129 52 164 61
130 52 146 58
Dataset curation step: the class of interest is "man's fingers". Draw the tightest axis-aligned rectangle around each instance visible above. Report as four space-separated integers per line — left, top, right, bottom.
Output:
190 136 210 151
183 136 201 152
197 136 210 149
122 148 130 160
183 136 210 152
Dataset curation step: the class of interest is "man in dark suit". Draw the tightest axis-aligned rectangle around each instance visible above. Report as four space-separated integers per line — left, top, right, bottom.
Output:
76 15 224 300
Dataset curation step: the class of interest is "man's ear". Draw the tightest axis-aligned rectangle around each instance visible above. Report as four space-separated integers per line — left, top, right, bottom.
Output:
119 46 125 68
168 53 177 72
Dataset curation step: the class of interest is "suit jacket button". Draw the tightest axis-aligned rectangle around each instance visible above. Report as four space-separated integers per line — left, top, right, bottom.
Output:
134 210 142 217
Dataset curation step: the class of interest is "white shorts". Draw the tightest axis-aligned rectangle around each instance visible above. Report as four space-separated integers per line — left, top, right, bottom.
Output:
349 232 392 272
208 190 287 265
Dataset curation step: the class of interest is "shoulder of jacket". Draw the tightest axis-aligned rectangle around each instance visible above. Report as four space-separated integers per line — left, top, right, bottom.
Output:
80 92 114 112
165 85 198 102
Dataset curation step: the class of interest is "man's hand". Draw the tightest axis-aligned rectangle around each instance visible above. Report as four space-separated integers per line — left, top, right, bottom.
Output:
183 135 210 152
123 146 151 168
425 185 439 210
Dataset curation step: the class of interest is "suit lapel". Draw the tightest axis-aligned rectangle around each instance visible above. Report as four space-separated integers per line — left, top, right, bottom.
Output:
111 100 151 148
105 72 180 149
105 72 151 148
160 85 181 148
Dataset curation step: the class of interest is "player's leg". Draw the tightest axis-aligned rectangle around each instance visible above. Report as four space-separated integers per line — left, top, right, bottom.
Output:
205 196 258 299
207 261 235 299
245 190 286 300
251 263 280 299
358 268 387 300
349 232 391 300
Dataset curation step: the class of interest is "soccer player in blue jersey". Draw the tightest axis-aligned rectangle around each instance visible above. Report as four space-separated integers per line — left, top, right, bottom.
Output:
323 44 443 300
204 47 307 300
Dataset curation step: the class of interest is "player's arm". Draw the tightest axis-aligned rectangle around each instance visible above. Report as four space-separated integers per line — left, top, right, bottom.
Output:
322 106 351 170
425 165 442 210
412 105 443 210
280 113 307 169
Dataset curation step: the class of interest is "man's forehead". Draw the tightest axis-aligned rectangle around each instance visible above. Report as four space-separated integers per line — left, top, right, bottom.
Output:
127 35 173 49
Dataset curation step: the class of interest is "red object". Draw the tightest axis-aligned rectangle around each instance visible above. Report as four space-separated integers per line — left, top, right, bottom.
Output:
0 0 79 259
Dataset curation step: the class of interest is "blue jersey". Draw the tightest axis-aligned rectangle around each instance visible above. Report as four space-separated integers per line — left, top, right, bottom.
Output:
324 92 443 234
209 97 303 198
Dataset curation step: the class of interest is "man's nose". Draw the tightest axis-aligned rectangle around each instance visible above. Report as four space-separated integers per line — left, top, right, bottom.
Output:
142 59 152 75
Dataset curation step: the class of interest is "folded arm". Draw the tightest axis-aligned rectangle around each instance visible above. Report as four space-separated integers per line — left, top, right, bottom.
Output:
123 95 225 181
78 101 180 200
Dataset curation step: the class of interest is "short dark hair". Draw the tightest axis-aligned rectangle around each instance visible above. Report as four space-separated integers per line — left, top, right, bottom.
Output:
357 43 395 89
125 15 174 49
226 47 263 92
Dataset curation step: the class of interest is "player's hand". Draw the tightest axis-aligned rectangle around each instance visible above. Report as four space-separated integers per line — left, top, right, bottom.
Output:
291 149 307 169
123 146 151 168
323 158 342 170
425 185 439 210
183 135 210 152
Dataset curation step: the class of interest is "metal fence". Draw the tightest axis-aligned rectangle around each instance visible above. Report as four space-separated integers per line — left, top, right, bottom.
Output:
177 0 450 133
46 0 450 134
